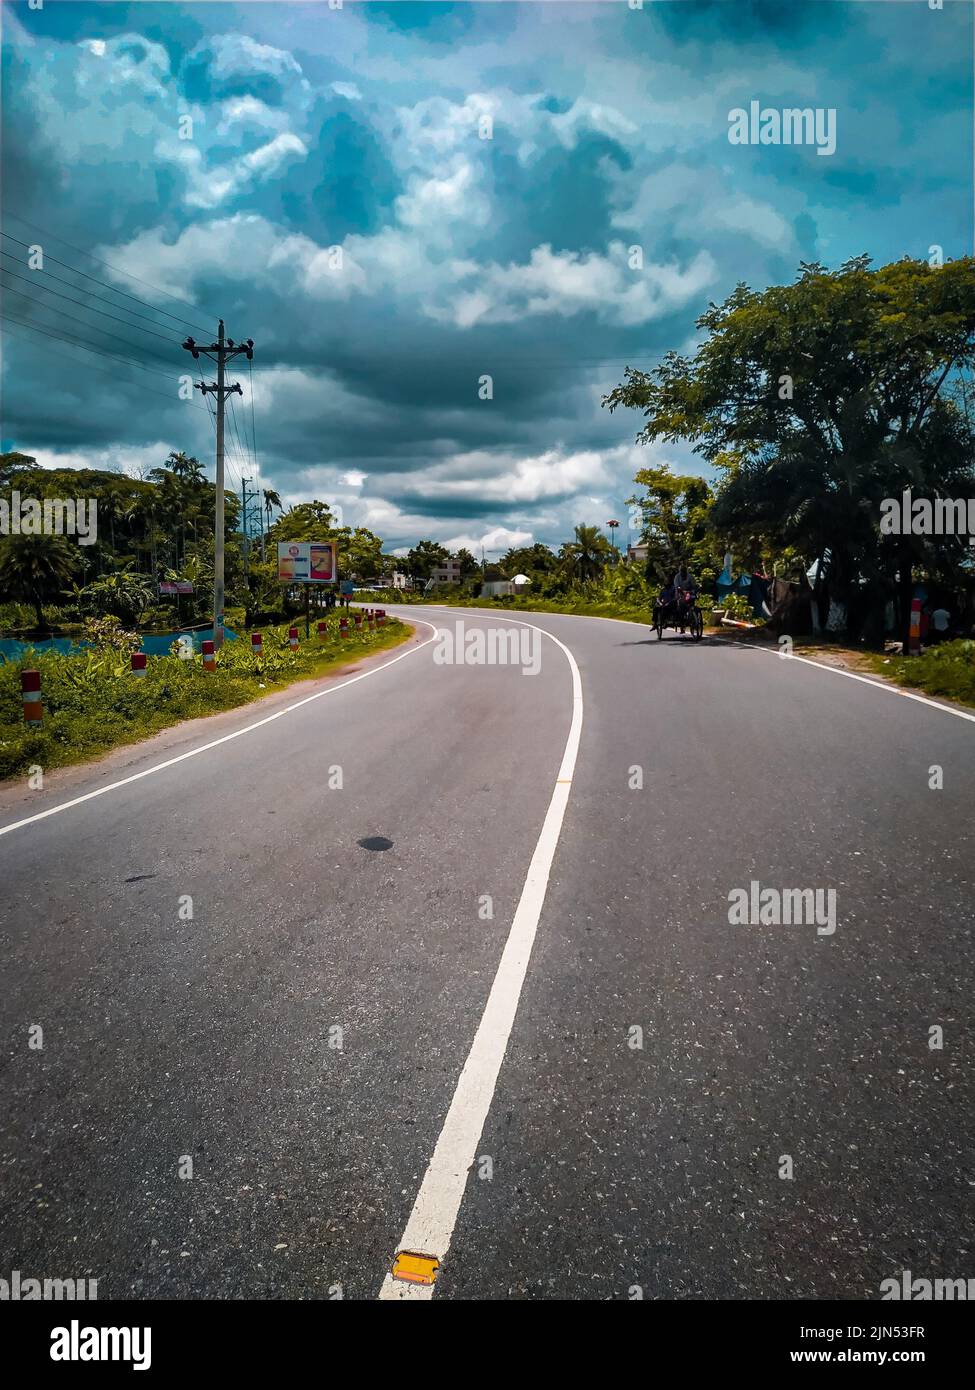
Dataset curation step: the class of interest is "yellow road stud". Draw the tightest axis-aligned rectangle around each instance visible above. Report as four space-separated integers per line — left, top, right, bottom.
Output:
391 1250 439 1286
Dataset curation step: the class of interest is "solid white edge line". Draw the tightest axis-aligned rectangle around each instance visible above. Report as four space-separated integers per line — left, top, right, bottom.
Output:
710 636 975 725
0 621 439 840
422 604 975 727
378 616 584 1300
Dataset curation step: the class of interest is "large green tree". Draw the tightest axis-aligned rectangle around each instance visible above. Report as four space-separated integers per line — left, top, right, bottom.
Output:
605 255 975 645
626 465 716 586
501 543 558 579
406 539 449 581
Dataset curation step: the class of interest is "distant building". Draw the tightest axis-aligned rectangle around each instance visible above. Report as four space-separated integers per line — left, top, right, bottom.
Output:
627 542 649 564
425 559 462 590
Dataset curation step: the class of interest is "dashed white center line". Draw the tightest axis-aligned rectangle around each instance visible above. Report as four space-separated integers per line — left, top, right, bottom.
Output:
379 617 584 1300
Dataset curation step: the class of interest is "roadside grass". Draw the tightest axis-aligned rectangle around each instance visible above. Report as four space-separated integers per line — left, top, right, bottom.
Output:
865 639 975 708
0 617 410 781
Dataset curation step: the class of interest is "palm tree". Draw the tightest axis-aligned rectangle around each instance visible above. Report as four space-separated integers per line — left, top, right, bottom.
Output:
0 533 77 630
263 488 282 531
167 451 203 484
561 524 614 582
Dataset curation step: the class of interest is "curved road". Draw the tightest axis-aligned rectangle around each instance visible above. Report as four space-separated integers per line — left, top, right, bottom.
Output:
1 606 972 1300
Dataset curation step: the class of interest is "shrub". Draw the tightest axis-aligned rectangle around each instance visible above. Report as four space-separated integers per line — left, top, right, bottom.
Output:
720 593 753 621
879 639 975 705
81 616 141 653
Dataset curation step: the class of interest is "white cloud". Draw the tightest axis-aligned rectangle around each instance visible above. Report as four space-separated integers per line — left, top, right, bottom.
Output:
551 98 638 149
28 442 180 479
155 131 308 209
216 96 291 137
396 447 613 506
609 161 794 253
394 157 490 233
444 525 533 553
200 33 303 82
441 242 717 328
97 215 364 301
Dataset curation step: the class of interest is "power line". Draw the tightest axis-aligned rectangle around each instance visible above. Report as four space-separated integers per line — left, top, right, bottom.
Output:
0 245 202 339
1 281 186 373
227 394 251 470
248 358 259 479
2 215 214 333
201 391 241 495
1 317 211 411
0 309 208 394
0 262 179 345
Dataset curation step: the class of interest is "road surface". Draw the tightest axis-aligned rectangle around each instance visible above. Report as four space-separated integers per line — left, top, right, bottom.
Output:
1 607 972 1300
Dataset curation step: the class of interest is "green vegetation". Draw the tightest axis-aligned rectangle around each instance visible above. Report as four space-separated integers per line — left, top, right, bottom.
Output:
605 254 975 648
867 639 975 707
0 452 393 633
0 616 409 781
718 593 754 622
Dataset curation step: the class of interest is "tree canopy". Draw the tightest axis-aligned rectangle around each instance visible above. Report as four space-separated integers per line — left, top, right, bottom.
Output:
605 255 975 640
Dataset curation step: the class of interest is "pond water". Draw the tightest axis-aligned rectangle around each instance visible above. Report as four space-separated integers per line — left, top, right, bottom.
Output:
0 627 239 661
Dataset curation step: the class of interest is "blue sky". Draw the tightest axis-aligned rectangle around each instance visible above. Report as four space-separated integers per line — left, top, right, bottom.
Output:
1 0 972 554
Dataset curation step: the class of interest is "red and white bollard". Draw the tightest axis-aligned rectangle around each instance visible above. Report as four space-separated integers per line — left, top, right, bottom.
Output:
376 609 386 627
202 639 216 673
353 611 363 630
365 610 374 630
317 621 328 640
131 652 147 677
21 669 42 726
251 632 263 658
909 597 922 655
288 626 299 650
339 616 349 638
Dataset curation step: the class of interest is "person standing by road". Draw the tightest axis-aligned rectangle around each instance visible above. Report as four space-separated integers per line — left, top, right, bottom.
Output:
930 605 951 643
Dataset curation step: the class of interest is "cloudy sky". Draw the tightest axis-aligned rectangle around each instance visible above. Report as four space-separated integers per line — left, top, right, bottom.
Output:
1 0 971 555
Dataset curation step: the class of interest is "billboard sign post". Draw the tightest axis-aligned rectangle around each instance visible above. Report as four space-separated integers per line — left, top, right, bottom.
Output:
278 541 339 636
277 542 337 584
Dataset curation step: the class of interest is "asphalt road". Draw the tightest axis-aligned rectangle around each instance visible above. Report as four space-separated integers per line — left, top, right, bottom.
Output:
1 607 972 1301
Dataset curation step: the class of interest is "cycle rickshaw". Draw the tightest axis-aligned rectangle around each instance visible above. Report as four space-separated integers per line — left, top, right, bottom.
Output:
652 588 704 641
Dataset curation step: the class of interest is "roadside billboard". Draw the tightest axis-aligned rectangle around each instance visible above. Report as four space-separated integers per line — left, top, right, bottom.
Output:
277 541 338 584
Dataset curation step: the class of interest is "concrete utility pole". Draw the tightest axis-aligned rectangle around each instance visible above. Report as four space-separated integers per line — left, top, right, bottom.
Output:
182 322 254 648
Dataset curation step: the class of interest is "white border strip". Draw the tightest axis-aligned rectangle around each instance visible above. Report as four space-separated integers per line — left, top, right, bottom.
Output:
379 617 584 1300
0 622 438 841
717 638 975 725
421 604 974 727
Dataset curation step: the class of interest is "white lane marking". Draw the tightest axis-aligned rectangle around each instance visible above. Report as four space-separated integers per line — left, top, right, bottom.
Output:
420 604 975 727
714 638 975 726
0 622 439 841
379 617 583 1300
